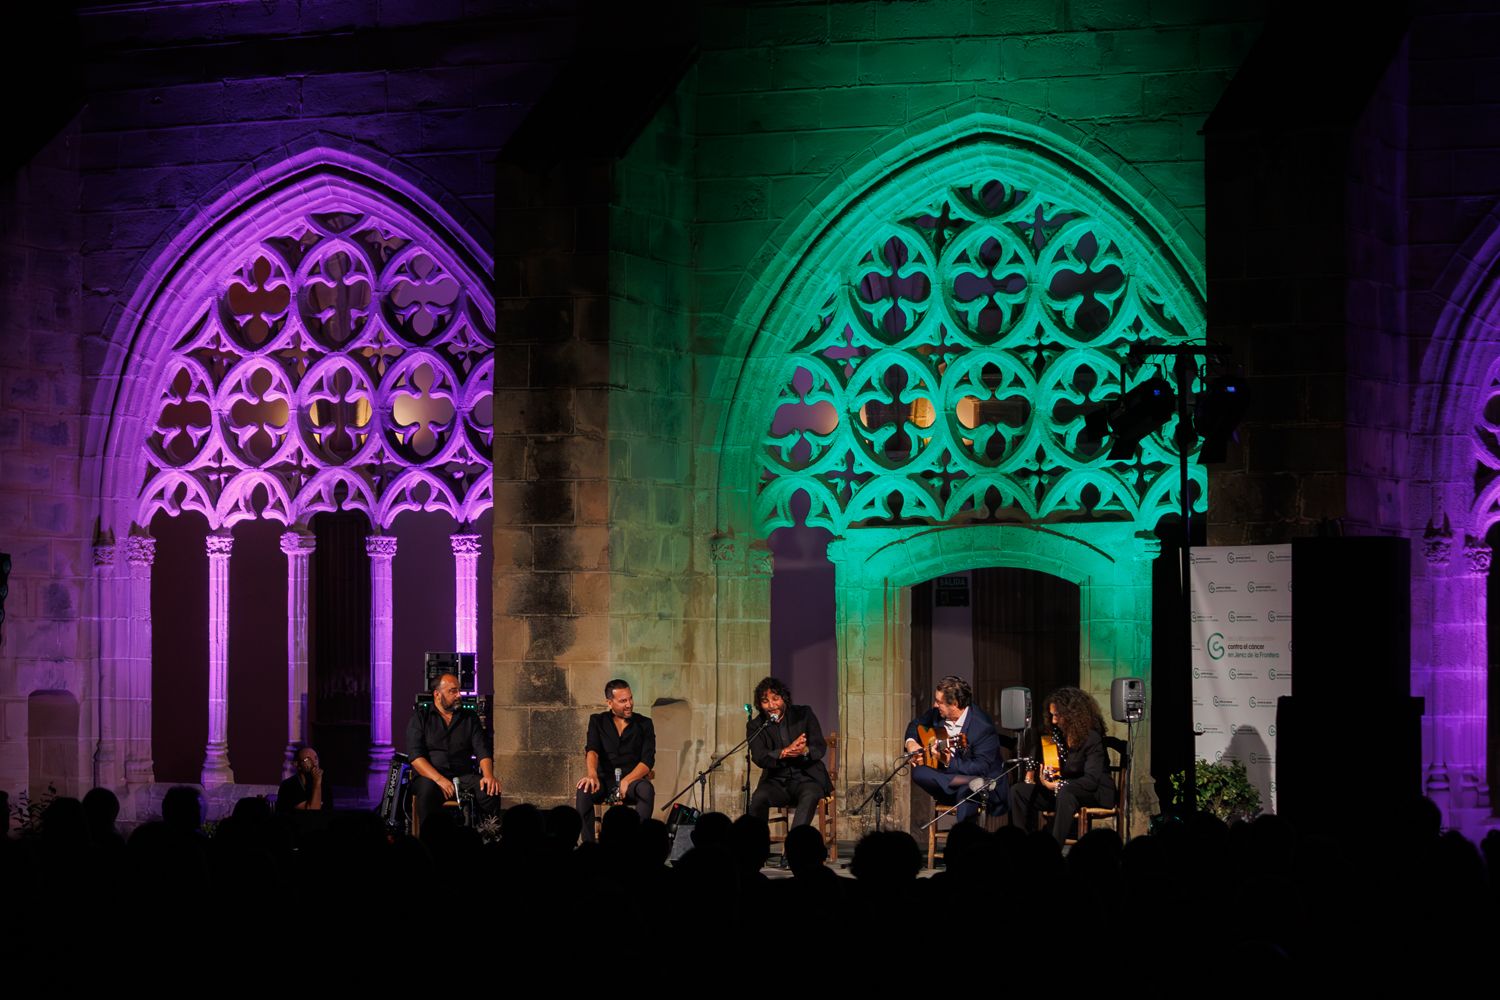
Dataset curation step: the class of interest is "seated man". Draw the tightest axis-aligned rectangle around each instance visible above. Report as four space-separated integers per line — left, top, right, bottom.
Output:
903 674 1007 824
276 745 333 817
746 676 831 831
574 678 656 842
406 672 501 826
1010 686 1115 844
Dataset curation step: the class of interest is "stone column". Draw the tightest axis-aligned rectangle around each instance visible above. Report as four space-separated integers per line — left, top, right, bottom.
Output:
451 533 481 654
92 541 121 788
202 531 235 787
366 534 398 802
123 534 156 785
280 530 316 776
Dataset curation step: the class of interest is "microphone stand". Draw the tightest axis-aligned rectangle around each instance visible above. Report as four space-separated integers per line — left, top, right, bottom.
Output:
742 705 753 815
918 756 1028 833
851 752 917 832
662 715 776 816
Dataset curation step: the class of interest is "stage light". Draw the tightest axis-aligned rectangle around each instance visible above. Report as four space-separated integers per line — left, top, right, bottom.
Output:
1194 373 1249 463
1086 376 1176 460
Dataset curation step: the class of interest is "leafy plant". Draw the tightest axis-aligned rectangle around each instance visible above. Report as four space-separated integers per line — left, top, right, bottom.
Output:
1170 759 1261 823
6 784 58 836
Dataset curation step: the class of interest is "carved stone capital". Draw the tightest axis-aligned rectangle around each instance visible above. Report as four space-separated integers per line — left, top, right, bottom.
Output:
710 533 738 564
279 531 317 556
123 535 157 567
1464 539 1492 576
450 533 482 556
92 544 116 568
366 534 399 559
1423 516 1454 567
205 532 234 557
748 544 774 577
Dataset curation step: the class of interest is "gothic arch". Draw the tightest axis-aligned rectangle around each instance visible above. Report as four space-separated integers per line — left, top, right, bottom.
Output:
712 112 1204 830
87 144 496 801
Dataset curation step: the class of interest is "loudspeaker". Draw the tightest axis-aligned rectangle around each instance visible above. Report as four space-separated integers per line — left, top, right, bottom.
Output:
1111 677 1145 723
425 651 477 692
665 803 699 862
999 686 1032 730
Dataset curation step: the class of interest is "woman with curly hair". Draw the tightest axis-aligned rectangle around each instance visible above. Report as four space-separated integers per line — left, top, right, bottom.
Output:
1009 686 1116 844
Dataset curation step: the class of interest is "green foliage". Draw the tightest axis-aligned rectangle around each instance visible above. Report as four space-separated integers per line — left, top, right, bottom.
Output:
1170 758 1261 823
6 784 58 836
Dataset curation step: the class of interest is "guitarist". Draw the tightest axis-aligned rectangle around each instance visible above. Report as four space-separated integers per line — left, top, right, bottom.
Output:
903 675 1008 823
1009 686 1115 844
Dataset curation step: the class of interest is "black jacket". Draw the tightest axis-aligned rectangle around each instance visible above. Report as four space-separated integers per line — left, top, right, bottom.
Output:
747 704 833 797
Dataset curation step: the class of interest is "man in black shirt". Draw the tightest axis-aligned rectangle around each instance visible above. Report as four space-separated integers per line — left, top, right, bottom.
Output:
574 678 656 842
406 672 501 826
276 745 333 816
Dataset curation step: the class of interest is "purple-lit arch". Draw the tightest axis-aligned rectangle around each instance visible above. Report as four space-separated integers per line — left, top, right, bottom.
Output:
85 143 496 800
1412 204 1500 828
113 167 492 533
91 141 495 541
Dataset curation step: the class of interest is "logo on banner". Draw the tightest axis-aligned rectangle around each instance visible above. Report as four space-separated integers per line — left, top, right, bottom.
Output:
1194 722 1205 734
1190 553 1217 565
1212 696 1236 707
1267 610 1291 623
1269 724 1277 737
1247 581 1277 594
1267 551 1279 563
1207 633 1226 660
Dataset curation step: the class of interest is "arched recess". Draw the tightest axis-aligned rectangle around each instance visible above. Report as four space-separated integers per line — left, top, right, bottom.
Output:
87 142 495 802
1409 206 1500 822
713 112 1205 832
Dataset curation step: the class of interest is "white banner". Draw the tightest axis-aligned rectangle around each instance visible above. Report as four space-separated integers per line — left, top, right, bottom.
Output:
1189 545 1293 813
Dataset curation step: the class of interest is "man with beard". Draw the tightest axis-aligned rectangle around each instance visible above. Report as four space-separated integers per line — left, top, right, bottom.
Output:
574 678 657 842
406 672 501 826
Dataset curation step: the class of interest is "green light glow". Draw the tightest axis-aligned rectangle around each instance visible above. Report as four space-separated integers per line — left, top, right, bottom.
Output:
756 151 1207 536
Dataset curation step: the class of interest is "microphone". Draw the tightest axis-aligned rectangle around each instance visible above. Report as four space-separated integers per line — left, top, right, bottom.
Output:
968 776 991 794
743 703 752 718
770 712 781 723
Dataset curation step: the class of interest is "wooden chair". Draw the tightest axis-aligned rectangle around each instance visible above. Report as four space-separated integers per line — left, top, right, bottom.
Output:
766 732 839 861
1039 736 1129 844
926 801 953 870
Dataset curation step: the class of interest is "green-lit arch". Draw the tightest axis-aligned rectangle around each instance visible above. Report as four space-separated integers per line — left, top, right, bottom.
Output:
718 112 1207 539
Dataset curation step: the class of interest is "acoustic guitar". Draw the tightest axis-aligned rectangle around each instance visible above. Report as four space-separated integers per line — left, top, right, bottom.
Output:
914 724 968 769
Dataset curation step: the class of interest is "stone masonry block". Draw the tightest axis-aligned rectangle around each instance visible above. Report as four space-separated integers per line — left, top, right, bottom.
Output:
874 1 972 39
1069 0 1150 29
1002 33 1104 79
857 40 954 85
768 44 860 89
1048 74 1143 119
793 128 886 175
820 86 906 129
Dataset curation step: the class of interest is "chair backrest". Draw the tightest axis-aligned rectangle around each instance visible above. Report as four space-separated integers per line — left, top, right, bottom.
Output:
1104 735 1129 817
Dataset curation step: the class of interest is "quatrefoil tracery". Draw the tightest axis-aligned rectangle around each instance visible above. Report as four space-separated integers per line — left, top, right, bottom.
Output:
758 172 1206 535
140 209 495 531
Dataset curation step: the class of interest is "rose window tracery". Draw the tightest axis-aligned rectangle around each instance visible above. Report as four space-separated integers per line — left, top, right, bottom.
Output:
757 171 1206 534
141 209 494 530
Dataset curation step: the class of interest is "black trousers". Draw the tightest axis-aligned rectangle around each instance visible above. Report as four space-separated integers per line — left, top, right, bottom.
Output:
410 773 500 826
749 774 824 829
1009 781 1101 844
575 779 655 842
